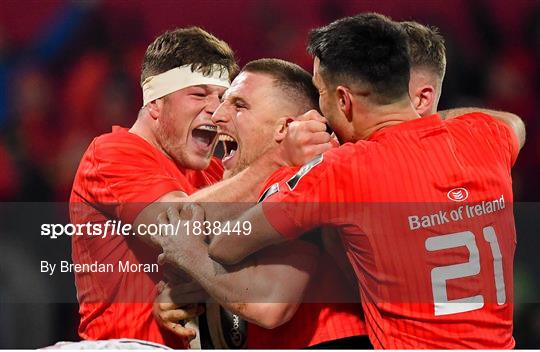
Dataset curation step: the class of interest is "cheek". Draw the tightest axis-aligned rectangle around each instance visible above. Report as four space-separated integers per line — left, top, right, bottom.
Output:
178 98 206 124
319 97 331 117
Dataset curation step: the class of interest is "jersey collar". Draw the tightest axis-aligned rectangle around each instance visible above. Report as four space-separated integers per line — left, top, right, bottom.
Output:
367 114 442 141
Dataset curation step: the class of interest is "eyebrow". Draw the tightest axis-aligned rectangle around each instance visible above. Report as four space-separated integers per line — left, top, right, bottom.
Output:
228 95 249 107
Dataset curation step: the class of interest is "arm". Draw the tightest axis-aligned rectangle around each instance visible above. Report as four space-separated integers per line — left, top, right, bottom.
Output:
207 149 332 264
133 150 284 247
133 151 291 247
158 207 319 329
439 107 525 149
207 203 288 265
132 150 279 247
190 150 285 203
134 114 332 235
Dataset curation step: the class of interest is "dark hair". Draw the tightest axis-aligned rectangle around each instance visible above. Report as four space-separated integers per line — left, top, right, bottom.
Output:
141 27 238 86
242 58 319 112
401 21 446 79
308 13 410 104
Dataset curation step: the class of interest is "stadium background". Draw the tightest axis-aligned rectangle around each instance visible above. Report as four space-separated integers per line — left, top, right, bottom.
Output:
0 0 538 348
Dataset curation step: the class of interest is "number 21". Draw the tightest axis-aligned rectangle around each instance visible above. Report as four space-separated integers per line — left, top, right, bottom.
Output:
425 226 506 316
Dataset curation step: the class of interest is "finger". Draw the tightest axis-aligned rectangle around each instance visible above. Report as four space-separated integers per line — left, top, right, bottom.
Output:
157 253 167 266
161 305 201 322
156 280 166 293
157 212 168 225
167 206 181 224
302 120 329 133
157 296 178 310
307 131 332 145
289 119 326 134
163 321 197 340
185 203 205 222
305 142 333 157
157 301 193 314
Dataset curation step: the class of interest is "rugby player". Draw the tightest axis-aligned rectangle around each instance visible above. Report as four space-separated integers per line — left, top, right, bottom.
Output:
402 20 446 117
69 27 327 348
189 13 525 348
155 59 368 349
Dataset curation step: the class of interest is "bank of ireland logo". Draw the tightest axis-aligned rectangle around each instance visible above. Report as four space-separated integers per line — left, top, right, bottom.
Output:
447 187 469 202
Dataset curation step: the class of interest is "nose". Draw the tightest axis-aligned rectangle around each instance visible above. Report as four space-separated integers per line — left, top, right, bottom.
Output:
205 94 221 115
211 102 232 126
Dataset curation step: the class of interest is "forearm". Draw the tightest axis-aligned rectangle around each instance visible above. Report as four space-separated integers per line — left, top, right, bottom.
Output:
181 244 270 306
439 107 505 120
176 242 314 328
132 155 279 249
208 203 287 265
133 191 187 249
439 107 525 148
190 152 284 221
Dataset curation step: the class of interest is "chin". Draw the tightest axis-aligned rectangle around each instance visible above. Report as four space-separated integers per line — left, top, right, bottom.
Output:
176 155 211 171
193 157 212 170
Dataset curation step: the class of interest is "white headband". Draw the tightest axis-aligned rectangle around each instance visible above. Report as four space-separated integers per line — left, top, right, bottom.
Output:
142 64 230 106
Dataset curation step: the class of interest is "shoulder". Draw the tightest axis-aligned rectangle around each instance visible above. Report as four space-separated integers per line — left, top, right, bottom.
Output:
446 111 518 149
80 128 180 179
91 128 157 161
258 143 369 202
446 111 508 134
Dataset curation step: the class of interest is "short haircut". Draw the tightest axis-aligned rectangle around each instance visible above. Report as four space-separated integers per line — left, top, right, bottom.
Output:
242 58 319 113
141 27 238 86
401 21 447 79
308 13 410 105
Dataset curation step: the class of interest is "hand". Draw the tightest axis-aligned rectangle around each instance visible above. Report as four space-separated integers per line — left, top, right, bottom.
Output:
157 204 206 271
153 280 207 340
276 110 333 166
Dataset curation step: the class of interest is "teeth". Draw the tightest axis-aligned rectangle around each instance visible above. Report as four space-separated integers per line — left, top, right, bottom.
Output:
219 134 236 142
197 125 217 131
229 149 236 156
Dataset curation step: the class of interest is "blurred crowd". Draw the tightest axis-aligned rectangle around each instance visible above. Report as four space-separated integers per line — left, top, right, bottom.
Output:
0 0 538 347
0 0 539 203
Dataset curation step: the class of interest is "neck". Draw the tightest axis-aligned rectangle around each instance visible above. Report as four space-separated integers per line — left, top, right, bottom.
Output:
129 112 164 154
353 98 420 140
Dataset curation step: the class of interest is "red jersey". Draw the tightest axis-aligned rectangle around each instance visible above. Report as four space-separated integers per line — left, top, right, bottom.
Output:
261 113 518 349
70 126 222 347
247 276 366 348
247 170 367 348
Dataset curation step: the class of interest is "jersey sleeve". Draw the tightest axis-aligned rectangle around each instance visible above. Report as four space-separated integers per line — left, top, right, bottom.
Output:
259 154 335 239
257 165 299 201
87 136 189 222
454 112 519 167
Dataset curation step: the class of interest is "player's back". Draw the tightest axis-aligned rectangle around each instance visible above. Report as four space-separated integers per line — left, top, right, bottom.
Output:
260 112 519 348
332 113 518 348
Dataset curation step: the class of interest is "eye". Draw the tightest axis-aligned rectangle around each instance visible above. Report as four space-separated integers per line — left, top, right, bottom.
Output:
235 102 246 110
192 93 206 98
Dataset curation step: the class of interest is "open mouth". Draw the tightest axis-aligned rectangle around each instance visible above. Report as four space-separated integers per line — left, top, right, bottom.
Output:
219 133 238 164
192 125 218 150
